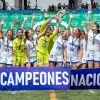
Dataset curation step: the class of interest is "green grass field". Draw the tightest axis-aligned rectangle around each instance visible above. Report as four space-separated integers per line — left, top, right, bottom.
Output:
0 90 100 100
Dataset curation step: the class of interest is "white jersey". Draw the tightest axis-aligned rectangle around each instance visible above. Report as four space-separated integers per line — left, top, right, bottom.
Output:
67 35 83 57
26 34 37 57
81 39 88 64
87 29 100 51
50 36 67 55
0 38 4 57
1 37 13 57
82 39 87 53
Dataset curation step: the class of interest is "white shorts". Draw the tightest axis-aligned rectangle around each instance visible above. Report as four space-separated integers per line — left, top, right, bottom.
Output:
49 54 63 63
87 50 100 62
82 52 88 64
67 56 78 64
0 56 13 65
6 64 12 67
26 56 37 64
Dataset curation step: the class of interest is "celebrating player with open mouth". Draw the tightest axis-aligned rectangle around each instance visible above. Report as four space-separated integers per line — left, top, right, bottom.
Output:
65 13 83 69
49 27 67 67
36 16 61 67
83 10 100 68
0 20 14 67
12 16 28 67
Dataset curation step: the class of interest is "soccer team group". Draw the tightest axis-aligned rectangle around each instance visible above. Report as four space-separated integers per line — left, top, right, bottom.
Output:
0 10 100 69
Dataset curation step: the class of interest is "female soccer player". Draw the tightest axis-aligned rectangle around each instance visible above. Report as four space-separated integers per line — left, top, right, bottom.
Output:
83 10 100 68
80 30 88 69
13 29 26 67
0 20 14 67
0 20 5 67
3 29 14 67
25 14 48 68
49 27 67 67
25 14 37 67
12 16 27 67
65 14 83 69
37 16 61 67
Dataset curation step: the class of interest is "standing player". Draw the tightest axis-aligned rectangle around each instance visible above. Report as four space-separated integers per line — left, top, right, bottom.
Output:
80 30 88 69
0 20 5 67
25 14 48 68
37 16 61 67
13 29 26 67
49 28 67 67
65 14 83 69
83 10 100 68
25 14 37 67
12 16 27 67
0 20 14 67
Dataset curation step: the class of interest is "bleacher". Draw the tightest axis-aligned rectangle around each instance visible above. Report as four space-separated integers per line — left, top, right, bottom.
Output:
0 9 41 14
0 9 100 14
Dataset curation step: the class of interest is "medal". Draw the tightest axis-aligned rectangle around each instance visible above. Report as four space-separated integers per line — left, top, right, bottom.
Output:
6 39 10 52
72 36 77 45
92 32 98 45
70 36 78 51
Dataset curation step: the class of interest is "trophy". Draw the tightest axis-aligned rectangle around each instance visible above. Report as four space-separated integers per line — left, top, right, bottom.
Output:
56 9 66 18
15 20 20 25
11 20 20 27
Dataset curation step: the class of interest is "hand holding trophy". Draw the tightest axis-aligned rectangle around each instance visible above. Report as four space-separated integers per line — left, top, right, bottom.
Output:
11 19 20 29
12 20 20 25
56 9 66 18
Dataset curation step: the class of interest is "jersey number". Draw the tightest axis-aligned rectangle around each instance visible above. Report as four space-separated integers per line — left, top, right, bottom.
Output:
42 42 46 48
70 47 74 51
56 46 62 50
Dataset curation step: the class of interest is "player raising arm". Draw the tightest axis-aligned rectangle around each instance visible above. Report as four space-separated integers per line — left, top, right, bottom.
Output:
37 16 61 67
12 16 27 67
83 10 100 68
49 18 68 67
65 13 83 69
25 14 49 68
0 20 14 67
